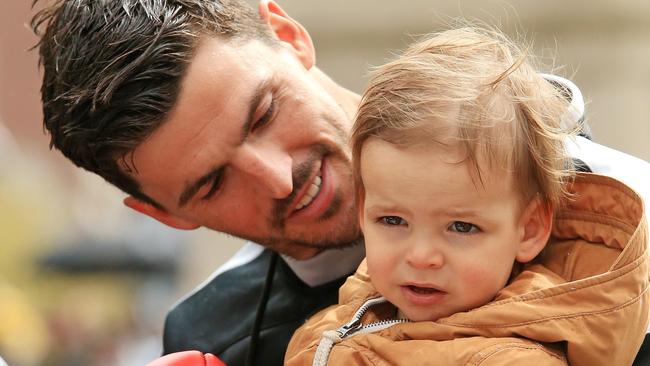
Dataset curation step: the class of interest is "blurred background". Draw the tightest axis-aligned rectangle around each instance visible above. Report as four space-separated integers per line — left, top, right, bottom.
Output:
1 0 649 365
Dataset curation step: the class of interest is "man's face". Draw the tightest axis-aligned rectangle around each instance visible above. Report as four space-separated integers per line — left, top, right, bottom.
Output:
360 139 526 322
129 37 360 258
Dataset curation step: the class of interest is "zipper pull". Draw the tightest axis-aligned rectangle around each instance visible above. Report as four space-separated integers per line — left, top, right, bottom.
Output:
335 297 386 339
336 318 362 338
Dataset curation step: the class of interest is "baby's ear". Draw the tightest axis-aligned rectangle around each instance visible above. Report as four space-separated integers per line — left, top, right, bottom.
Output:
516 196 553 263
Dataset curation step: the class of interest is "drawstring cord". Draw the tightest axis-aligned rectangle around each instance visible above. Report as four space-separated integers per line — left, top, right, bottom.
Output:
313 330 342 366
246 251 278 366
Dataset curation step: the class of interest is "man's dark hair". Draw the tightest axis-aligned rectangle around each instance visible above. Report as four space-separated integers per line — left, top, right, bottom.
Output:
31 0 273 209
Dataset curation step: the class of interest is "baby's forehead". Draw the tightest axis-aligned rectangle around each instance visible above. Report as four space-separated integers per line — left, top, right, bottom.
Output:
362 137 517 182
360 146 525 218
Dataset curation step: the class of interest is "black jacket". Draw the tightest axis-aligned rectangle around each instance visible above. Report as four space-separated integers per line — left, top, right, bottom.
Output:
162 249 349 366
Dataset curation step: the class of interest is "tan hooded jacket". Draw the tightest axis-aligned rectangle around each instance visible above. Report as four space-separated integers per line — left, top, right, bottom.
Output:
286 174 649 366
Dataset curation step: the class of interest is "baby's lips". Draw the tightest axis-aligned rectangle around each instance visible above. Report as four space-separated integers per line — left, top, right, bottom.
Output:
145 350 227 366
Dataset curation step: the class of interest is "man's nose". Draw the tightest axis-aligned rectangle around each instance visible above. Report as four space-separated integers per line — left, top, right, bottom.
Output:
405 236 444 269
234 144 293 199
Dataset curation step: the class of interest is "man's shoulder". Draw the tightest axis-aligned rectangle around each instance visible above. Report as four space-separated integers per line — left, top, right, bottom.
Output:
162 245 274 353
173 243 271 307
169 242 267 308
162 243 348 364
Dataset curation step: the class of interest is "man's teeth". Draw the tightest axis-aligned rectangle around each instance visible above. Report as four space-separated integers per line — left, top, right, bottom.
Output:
296 174 322 210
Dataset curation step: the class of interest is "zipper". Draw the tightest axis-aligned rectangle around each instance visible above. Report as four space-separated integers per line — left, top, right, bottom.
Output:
312 296 409 366
335 296 409 340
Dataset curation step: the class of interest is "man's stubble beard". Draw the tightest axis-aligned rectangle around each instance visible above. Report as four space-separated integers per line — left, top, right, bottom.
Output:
254 143 362 255
253 111 360 256
251 198 363 256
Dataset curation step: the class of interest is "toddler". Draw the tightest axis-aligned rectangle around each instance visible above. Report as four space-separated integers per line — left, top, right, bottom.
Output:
285 27 648 366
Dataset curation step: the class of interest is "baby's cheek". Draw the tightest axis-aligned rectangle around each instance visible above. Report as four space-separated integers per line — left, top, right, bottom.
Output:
460 266 505 302
365 255 384 279
365 243 394 277
462 267 494 286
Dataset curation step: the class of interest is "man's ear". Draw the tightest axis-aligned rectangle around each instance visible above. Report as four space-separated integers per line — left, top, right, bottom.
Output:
123 196 201 230
258 0 315 69
515 196 553 263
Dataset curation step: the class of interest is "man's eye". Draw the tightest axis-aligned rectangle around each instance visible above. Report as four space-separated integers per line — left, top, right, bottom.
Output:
201 171 224 201
251 97 276 132
448 221 479 234
379 216 407 226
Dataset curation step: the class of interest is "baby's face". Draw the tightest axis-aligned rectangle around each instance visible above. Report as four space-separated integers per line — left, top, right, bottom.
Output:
359 138 527 322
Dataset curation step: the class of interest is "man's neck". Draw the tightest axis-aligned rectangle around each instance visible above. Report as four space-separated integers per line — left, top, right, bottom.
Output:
309 66 361 120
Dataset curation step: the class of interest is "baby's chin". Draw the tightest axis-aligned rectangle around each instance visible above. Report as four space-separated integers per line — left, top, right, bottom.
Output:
402 312 444 322
397 302 468 322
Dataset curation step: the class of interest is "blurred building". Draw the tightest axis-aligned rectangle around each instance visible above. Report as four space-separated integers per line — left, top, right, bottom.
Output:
1 1 648 365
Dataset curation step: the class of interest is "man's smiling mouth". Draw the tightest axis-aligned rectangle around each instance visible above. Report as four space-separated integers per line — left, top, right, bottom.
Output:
295 160 323 210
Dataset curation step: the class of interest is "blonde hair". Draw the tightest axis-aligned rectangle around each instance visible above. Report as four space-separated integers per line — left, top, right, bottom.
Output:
352 26 575 208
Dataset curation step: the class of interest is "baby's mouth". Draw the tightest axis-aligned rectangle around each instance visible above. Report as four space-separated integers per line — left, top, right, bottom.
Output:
407 285 442 295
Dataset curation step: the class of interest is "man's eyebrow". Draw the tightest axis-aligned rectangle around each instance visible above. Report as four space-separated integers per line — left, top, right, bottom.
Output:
176 78 272 209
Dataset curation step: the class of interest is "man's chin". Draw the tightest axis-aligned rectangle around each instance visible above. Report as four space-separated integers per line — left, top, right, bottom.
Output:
248 232 363 260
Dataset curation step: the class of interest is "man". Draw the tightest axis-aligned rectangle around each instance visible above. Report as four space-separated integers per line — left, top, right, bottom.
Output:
32 1 650 365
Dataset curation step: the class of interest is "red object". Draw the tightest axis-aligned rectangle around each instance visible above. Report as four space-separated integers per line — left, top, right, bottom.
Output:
146 351 226 366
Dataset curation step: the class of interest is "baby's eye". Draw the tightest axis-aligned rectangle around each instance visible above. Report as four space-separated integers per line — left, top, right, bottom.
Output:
448 221 479 234
379 216 407 226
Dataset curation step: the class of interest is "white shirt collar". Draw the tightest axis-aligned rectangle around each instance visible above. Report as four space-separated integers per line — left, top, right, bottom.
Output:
281 244 365 287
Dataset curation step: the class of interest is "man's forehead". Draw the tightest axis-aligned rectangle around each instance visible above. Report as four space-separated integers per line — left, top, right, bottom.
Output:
183 37 267 97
